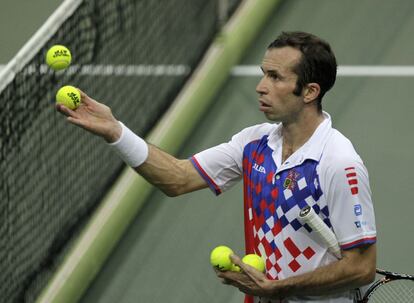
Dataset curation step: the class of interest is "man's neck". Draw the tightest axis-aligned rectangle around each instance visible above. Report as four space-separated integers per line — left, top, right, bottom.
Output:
281 111 325 163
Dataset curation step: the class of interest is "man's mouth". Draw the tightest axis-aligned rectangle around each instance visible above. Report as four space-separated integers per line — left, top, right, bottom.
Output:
259 100 271 111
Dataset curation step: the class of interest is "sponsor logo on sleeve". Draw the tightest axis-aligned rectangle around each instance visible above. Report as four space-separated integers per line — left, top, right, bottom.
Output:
354 221 367 228
354 204 362 216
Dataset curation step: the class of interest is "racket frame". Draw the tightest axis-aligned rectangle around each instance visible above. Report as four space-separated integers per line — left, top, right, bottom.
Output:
359 269 414 302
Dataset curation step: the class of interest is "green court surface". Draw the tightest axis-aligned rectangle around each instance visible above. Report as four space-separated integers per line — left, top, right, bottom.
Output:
4 0 414 302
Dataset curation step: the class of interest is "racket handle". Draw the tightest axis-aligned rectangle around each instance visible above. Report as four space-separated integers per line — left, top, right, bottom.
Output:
299 206 342 259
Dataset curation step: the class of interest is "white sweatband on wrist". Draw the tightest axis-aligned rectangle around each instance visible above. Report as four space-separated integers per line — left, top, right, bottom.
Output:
108 122 149 168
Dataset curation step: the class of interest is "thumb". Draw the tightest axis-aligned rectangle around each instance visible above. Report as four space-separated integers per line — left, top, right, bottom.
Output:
231 254 266 283
79 89 95 106
230 254 243 266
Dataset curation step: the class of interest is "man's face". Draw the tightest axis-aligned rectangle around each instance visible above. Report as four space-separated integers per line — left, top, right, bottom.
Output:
256 46 304 123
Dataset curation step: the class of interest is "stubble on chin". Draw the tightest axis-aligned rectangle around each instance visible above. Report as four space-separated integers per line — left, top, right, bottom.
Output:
264 112 281 123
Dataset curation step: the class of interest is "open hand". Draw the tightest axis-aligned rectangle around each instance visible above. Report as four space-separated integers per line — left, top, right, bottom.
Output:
214 254 277 299
56 90 122 143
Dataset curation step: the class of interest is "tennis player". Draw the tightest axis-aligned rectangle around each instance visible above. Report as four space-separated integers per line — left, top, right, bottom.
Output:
56 31 377 303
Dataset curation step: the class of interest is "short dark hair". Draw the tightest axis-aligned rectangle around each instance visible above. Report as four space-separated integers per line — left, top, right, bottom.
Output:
268 31 337 109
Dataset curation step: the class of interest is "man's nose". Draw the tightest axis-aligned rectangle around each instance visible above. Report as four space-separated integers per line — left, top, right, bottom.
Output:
256 77 268 95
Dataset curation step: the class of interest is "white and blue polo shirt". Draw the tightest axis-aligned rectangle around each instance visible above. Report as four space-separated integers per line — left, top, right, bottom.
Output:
191 112 376 303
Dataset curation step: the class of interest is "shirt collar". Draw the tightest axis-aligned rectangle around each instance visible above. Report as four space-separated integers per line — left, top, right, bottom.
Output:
267 111 332 168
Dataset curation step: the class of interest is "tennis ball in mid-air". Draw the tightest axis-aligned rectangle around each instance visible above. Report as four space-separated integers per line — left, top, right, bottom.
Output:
56 85 81 110
242 254 265 273
210 245 234 271
46 45 72 70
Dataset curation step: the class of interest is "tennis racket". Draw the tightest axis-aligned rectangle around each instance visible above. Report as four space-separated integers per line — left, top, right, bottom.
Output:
359 269 414 302
298 205 414 303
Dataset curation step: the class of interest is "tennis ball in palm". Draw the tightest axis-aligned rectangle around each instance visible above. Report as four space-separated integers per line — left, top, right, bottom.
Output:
230 264 241 272
46 45 72 70
210 245 234 271
242 254 265 273
56 86 81 110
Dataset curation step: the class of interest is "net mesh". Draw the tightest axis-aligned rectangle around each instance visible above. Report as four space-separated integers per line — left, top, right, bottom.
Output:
0 0 241 301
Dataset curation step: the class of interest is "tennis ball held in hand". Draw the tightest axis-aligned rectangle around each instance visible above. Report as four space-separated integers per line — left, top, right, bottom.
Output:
56 86 81 110
46 45 72 70
242 254 265 273
231 263 241 272
210 245 234 271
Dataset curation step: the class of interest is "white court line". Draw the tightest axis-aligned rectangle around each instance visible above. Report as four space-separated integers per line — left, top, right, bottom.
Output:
232 65 414 77
2 64 414 77
0 64 191 76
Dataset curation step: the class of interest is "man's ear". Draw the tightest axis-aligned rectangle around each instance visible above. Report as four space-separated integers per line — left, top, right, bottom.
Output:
303 83 321 103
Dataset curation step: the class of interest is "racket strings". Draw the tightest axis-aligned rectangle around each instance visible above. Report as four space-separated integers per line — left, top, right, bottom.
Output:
368 280 414 302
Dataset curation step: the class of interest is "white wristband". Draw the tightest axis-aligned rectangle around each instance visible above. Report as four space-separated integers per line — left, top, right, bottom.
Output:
108 122 149 168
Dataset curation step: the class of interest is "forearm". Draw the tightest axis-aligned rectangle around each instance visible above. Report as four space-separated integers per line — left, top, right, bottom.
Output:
273 260 367 297
107 122 207 196
135 144 205 196
270 245 376 298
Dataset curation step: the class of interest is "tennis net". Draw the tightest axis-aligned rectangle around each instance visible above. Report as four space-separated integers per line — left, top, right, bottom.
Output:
0 0 241 301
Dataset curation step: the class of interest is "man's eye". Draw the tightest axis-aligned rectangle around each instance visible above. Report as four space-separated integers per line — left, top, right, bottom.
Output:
268 73 278 80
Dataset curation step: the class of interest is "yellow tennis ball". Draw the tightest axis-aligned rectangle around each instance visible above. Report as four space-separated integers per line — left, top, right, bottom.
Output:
242 254 265 273
230 264 241 272
210 245 234 271
46 45 72 70
56 85 81 110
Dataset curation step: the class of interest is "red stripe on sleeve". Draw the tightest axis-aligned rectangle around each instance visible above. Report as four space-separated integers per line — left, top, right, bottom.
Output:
190 156 221 195
348 179 358 185
341 236 376 250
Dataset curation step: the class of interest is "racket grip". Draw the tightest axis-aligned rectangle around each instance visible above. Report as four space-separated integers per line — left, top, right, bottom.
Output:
299 206 342 259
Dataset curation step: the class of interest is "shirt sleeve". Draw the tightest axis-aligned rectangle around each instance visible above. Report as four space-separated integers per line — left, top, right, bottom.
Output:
191 123 274 195
322 156 377 250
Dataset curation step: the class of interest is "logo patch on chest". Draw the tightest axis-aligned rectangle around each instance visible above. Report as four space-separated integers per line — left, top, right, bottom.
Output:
283 169 300 190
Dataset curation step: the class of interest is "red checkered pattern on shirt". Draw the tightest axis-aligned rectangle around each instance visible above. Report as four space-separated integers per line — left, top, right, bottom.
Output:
242 136 329 280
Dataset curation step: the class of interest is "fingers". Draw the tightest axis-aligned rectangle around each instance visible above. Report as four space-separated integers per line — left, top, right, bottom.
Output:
56 103 76 118
213 267 232 285
230 254 265 284
230 254 250 273
79 89 91 105
55 103 85 128
215 267 261 296
79 89 87 98
67 116 86 128
215 266 245 282
79 89 99 106
79 89 88 101
213 253 267 290
230 254 243 266
214 255 272 298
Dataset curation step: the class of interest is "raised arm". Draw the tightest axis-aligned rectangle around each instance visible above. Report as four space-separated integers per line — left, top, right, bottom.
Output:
56 90 207 196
